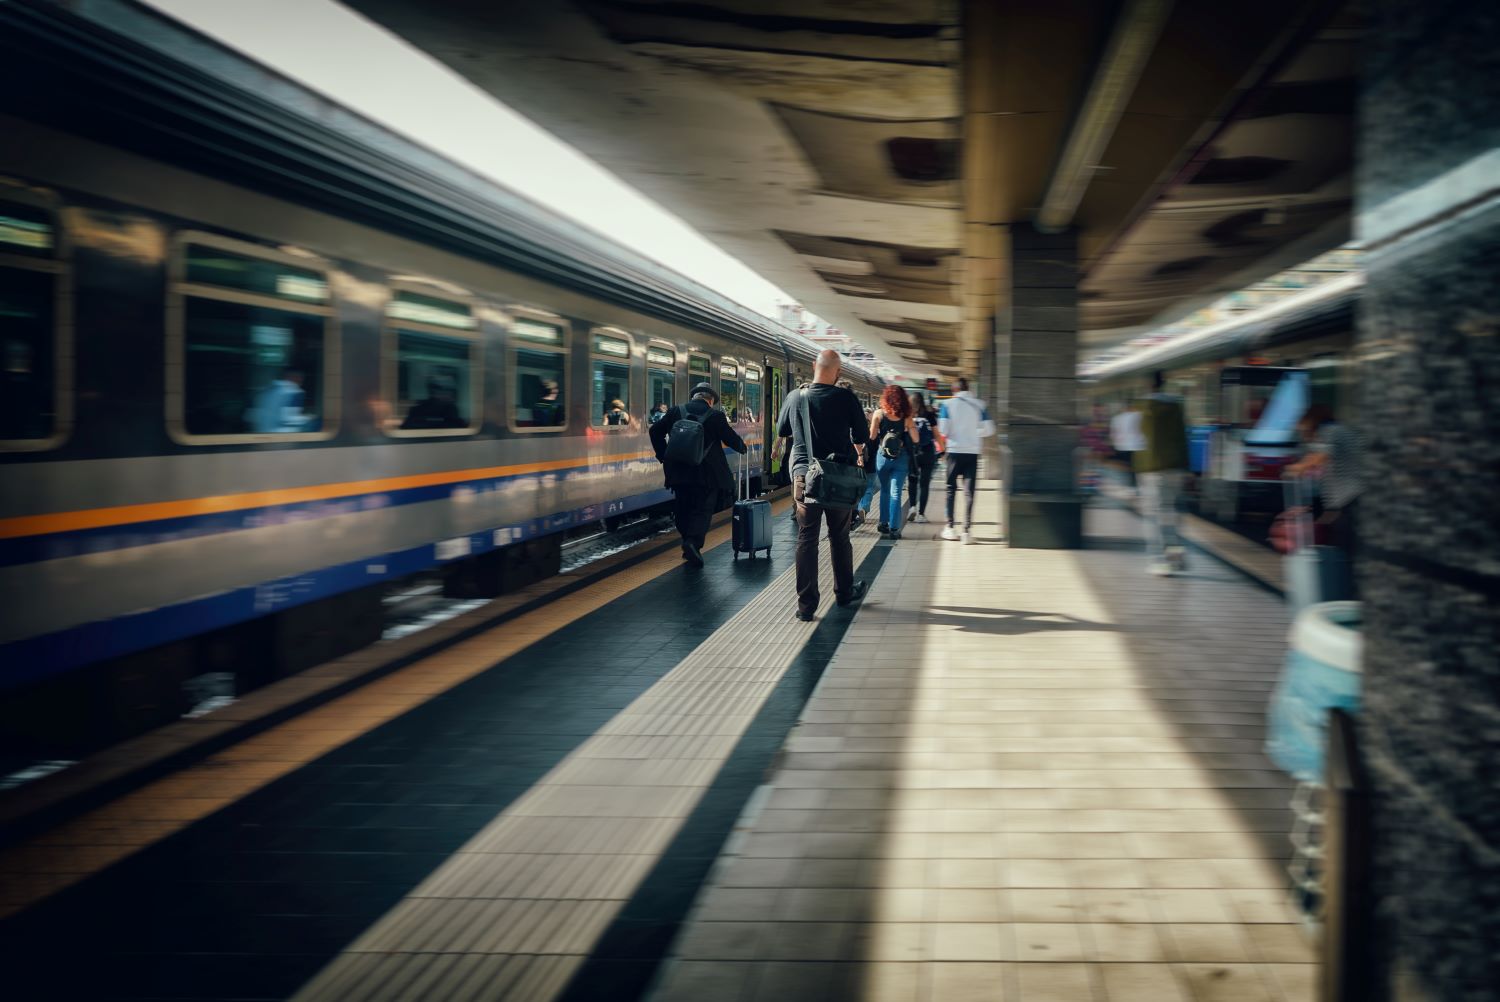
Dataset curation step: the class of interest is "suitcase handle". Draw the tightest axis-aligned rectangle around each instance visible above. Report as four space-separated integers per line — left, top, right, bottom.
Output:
739 446 750 502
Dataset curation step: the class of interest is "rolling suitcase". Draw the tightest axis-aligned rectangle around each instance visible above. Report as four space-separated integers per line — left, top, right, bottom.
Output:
1282 476 1349 613
732 450 773 559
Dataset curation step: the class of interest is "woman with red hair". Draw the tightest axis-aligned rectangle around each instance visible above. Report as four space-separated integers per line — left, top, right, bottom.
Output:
868 385 920 539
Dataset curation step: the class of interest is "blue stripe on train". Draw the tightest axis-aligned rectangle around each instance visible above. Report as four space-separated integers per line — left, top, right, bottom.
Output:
0 486 675 689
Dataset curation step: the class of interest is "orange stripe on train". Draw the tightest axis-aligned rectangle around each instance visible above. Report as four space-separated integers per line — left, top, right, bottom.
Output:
0 450 659 540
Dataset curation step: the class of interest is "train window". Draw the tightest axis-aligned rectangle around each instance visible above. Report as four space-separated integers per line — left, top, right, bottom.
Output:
719 360 740 422
591 329 633 428
647 343 675 419
743 365 762 424
170 234 335 443
510 315 567 431
688 352 711 387
384 288 479 436
1 198 69 449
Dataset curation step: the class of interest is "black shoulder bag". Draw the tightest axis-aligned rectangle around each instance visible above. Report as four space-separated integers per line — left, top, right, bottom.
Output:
796 390 866 509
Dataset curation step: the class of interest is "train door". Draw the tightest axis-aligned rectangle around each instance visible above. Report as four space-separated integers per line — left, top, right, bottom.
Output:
765 362 785 480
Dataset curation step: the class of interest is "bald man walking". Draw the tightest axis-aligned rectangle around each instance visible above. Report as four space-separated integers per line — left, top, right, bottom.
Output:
776 350 869 621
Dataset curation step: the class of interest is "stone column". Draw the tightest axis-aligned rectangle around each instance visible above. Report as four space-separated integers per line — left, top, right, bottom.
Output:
1004 224 1083 548
1356 1 1499 998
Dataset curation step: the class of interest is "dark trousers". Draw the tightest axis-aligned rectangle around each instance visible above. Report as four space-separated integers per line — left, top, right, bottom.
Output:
793 476 855 616
672 485 715 549
945 452 979 529
1315 497 1360 600
907 450 937 514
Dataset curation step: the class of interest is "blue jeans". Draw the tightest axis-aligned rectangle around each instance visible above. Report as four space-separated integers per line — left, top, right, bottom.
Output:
859 464 880 512
876 452 909 529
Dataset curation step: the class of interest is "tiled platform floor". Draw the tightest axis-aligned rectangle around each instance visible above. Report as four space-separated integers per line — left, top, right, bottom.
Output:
2 480 1313 1002
652 483 1313 1002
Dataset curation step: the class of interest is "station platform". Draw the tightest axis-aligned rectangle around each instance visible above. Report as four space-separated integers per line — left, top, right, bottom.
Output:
0 481 1314 1002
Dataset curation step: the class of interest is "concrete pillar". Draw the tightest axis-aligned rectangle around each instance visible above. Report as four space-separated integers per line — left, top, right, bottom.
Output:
1356 2 1500 998
1004 224 1083 548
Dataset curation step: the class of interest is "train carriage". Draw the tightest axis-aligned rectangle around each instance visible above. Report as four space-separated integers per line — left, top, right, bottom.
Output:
0 2 881 762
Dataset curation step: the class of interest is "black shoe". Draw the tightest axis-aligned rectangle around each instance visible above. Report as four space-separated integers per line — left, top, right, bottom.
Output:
682 541 704 567
837 580 868 607
795 609 816 622
851 511 865 529
877 523 889 534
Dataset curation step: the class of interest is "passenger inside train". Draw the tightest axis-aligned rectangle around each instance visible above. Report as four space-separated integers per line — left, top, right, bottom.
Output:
399 377 466 430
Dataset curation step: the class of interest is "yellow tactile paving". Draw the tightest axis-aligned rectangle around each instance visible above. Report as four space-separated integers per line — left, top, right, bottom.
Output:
653 484 1316 1002
0 513 756 919
291 527 882 1002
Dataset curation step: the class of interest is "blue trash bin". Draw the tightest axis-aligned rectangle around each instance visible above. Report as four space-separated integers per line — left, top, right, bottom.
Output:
1267 601 1363 782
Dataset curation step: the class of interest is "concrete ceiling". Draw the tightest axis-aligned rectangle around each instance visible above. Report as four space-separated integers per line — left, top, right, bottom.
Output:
347 0 1356 376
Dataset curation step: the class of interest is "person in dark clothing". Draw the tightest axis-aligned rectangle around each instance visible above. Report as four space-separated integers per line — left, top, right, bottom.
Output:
776 350 869 621
401 378 466 430
531 380 563 427
907 391 941 523
603 399 632 426
650 382 746 566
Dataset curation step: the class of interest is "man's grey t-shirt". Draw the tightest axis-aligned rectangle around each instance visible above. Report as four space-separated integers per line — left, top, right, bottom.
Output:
777 384 866 479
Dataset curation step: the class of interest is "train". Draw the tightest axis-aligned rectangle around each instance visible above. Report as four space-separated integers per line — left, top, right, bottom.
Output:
0 0 883 763
1082 271 1360 521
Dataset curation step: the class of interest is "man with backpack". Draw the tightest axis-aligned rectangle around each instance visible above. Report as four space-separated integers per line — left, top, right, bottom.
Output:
650 382 746 566
776 350 869 621
937 377 996 544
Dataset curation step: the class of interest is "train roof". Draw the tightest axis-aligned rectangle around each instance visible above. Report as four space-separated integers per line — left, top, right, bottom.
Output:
1082 272 1361 382
0 0 880 387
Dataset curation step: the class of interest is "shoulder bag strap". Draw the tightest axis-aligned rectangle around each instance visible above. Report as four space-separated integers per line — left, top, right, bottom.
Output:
796 389 814 458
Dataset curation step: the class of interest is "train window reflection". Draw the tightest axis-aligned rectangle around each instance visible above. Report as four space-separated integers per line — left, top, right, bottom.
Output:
184 244 328 303
397 332 472 431
514 347 566 429
171 234 334 443
743 366 762 425
385 288 478 436
183 299 326 436
648 366 674 412
1 198 67 450
591 329 633 428
594 360 632 427
688 353 710 383
0 267 57 442
719 361 739 422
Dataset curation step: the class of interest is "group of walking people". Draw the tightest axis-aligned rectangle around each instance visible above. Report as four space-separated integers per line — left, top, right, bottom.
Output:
849 382 992 543
650 348 995 622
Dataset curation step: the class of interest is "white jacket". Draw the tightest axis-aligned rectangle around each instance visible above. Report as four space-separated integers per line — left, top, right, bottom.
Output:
937 391 995 454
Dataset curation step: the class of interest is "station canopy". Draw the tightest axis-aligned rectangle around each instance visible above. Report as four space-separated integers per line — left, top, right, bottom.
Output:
348 0 1359 375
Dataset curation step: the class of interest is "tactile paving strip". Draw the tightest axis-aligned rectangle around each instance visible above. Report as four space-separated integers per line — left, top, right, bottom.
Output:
293 532 881 1002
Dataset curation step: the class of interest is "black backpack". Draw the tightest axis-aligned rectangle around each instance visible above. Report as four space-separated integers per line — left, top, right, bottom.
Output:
664 406 709 464
878 417 906 460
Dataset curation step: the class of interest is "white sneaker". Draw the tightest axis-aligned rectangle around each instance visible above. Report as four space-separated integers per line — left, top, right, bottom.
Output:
1149 561 1173 577
912 513 928 524
941 526 960 541
961 531 973 545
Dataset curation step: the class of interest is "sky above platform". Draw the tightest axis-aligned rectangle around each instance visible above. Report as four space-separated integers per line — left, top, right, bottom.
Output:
142 0 791 319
